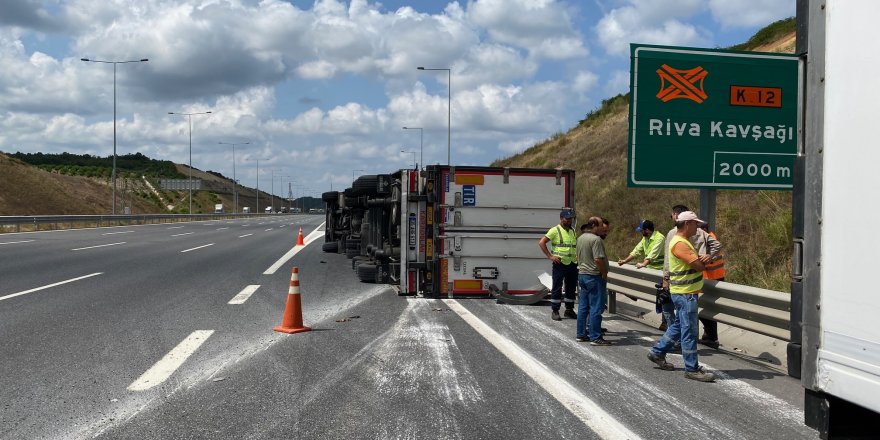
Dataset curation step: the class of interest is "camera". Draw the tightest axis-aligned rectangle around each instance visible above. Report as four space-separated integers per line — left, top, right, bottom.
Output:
654 282 672 304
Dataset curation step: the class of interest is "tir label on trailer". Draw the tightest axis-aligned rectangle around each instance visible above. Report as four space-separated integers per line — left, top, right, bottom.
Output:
462 185 476 206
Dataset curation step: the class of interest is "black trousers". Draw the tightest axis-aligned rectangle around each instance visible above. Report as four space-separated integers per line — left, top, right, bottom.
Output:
550 262 577 311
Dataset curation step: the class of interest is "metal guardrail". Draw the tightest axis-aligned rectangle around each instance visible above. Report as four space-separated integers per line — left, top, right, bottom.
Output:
607 265 791 341
0 213 296 233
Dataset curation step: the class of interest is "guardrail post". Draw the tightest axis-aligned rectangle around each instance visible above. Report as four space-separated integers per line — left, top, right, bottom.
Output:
607 289 617 314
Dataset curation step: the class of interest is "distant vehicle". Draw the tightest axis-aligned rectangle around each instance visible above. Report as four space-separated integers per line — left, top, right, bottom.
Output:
214 204 224 213
291 207 301 213
242 207 251 214
280 207 288 213
265 206 273 213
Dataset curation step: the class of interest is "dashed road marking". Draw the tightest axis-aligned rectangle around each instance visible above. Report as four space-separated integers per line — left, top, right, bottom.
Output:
0 240 35 245
71 242 126 251
444 300 642 440
265 228 273 232
167 226 184 230
228 285 260 304
216 227 229 231
239 233 253 238
171 232 194 237
127 330 215 392
0 272 103 302
102 231 134 236
181 243 214 253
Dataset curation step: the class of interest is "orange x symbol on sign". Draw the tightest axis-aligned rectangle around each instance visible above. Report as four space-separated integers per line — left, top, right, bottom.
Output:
656 64 708 104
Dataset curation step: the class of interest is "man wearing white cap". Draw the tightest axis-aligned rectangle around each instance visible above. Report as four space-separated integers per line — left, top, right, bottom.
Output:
648 211 716 382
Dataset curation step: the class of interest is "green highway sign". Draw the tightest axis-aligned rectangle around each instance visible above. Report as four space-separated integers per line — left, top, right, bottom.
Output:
628 44 802 189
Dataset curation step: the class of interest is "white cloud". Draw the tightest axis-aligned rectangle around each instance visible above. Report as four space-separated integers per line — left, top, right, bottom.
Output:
467 0 587 59
708 0 794 29
595 0 709 56
604 70 631 96
572 71 599 93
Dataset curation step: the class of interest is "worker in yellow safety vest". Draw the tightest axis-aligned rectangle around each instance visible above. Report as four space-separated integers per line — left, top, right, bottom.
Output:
539 209 578 321
647 211 715 382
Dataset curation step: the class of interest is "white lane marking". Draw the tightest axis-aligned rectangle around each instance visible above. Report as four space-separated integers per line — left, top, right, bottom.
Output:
102 231 134 236
0 272 103 303
238 233 253 238
265 228 273 232
171 232 194 237
127 330 215 392
71 242 126 251
167 226 184 229
444 300 642 440
181 243 214 253
263 224 325 274
216 227 229 231
0 240 35 245
228 285 260 305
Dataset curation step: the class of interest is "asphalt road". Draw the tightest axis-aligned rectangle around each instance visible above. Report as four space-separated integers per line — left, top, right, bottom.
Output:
0 217 819 440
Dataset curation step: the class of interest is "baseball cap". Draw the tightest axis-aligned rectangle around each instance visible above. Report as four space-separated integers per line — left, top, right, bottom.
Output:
677 211 706 224
559 210 574 219
635 219 654 232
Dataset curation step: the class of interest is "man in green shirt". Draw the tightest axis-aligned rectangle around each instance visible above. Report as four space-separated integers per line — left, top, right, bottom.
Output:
617 220 665 270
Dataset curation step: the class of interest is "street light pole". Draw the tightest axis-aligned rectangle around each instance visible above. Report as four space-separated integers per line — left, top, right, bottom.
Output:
400 150 416 169
247 157 268 214
219 141 249 214
417 67 451 165
81 57 148 214
168 110 212 215
403 126 423 169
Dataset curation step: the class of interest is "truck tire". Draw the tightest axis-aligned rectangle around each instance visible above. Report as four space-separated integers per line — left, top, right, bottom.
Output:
352 175 379 196
357 263 378 283
352 256 369 270
345 248 360 259
321 191 339 202
321 242 339 253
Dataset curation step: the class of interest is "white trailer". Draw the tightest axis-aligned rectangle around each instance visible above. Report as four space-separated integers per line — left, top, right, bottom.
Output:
793 0 880 436
399 166 576 299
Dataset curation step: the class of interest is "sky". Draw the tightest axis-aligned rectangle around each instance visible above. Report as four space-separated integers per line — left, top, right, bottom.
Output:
0 0 794 200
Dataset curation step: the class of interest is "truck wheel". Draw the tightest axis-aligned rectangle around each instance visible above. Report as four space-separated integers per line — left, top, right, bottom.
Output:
345 248 360 259
352 175 379 196
321 242 339 253
357 263 378 283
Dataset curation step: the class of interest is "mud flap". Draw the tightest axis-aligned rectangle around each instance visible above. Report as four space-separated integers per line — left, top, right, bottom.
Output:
488 283 548 305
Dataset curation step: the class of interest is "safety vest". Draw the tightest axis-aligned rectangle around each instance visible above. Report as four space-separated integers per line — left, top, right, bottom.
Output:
668 235 703 294
549 225 577 264
703 231 726 280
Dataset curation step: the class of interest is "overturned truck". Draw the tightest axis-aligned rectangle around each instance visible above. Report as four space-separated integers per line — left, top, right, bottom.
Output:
323 165 576 302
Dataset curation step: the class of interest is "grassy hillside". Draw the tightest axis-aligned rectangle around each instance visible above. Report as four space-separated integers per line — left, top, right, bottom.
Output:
493 19 796 291
0 151 286 216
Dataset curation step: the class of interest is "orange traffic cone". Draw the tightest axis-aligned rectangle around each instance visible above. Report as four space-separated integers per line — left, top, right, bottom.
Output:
296 227 305 246
273 267 312 334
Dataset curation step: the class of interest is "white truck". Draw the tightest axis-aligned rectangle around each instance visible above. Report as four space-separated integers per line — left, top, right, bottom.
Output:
323 165 575 300
214 204 224 213
791 0 880 437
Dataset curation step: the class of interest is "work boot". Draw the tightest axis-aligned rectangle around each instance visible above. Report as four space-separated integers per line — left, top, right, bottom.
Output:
699 338 720 349
590 338 612 346
647 352 674 371
685 367 716 382
563 309 577 319
551 310 561 321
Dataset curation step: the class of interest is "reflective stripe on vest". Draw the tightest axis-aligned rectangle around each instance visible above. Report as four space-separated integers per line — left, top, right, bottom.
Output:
551 225 577 259
668 235 703 294
703 232 726 280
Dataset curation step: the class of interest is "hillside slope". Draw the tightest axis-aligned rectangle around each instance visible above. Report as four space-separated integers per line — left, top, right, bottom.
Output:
493 20 796 291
